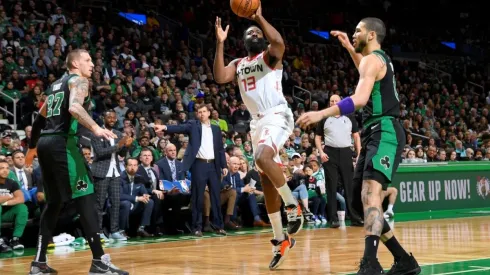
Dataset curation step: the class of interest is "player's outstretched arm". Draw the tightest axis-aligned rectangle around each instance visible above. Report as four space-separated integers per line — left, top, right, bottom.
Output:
296 55 379 128
213 17 237 84
251 5 284 67
330 31 363 69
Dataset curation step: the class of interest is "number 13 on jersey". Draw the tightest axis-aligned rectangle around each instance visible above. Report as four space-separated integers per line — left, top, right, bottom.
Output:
241 76 256 92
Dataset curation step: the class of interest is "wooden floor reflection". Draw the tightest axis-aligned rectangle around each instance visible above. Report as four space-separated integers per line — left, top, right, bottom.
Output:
1 216 490 274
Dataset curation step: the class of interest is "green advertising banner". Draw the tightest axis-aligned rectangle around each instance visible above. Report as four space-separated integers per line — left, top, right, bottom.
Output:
392 162 490 213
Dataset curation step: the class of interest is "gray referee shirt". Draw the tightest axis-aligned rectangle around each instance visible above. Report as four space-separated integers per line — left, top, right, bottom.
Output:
315 114 359 148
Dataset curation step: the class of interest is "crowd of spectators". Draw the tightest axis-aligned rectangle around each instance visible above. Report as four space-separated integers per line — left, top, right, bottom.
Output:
0 0 488 252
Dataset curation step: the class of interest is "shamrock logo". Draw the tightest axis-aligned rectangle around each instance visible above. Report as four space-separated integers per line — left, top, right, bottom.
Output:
76 180 88 191
380 156 390 169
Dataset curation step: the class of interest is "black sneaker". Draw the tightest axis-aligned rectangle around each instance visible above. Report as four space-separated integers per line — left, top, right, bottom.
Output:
0 238 12 253
285 204 304 235
29 261 58 274
269 234 296 270
329 220 340 228
89 254 128 275
357 257 385 274
386 253 421 275
10 237 24 250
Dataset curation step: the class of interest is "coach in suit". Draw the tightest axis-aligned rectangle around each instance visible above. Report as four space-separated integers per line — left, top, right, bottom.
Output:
91 110 132 240
161 104 228 237
155 143 192 232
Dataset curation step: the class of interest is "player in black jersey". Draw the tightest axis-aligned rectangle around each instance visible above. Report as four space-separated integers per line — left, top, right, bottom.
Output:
25 49 129 275
297 18 420 275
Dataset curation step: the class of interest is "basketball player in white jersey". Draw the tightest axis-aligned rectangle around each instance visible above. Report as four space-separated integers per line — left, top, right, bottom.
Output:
213 4 303 270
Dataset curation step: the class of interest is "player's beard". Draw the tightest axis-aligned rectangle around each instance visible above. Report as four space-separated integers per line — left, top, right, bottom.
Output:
354 34 368 53
245 37 266 55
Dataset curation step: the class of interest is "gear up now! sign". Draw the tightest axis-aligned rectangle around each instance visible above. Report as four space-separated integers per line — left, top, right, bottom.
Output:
390 162 490 213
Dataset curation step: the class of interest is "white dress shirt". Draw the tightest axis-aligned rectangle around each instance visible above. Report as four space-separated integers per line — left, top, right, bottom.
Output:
106 137 120 177
14 167 28 190
143 165 157 189
196 123 215 159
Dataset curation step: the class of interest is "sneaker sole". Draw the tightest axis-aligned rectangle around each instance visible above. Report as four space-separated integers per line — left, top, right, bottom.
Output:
386 266 421 275
30 272 57 275
89 272 123 275
405 267 421 275
288 215 304 235
269 239 295 270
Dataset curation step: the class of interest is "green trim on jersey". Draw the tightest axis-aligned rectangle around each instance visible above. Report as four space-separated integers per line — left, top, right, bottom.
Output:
66 135 94 199
68 117 78 136
372 81 382 115
371 118 399 181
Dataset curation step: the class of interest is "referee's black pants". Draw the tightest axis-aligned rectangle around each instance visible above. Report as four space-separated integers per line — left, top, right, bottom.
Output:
323 146 361 222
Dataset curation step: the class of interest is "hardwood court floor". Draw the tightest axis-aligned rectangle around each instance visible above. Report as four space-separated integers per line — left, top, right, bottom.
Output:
1 209 490 274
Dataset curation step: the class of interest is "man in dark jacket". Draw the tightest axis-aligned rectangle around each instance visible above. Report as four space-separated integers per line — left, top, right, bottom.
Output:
119 158 153 237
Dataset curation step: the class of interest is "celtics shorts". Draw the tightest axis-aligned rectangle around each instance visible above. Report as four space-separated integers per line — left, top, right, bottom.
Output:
353 117 405 190
37 135 94 203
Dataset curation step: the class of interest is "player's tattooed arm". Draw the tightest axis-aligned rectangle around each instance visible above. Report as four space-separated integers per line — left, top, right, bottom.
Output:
68 76 101 132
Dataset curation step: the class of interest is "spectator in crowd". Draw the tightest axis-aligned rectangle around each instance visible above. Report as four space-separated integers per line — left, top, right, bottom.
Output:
226 156 269 227
155 143 191 233
90 110 132 241
120 158 153 237
0 159 27 252
137 147 165 235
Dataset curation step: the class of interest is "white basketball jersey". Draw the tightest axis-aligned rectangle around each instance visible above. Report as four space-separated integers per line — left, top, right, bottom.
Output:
236 52 287 115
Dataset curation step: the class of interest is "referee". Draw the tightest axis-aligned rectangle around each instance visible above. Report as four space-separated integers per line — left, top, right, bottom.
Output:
315 95 363 228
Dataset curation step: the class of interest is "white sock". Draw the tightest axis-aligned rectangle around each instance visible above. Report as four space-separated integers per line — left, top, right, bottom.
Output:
387 204 394 212
276 184 297 206
268 212 285 241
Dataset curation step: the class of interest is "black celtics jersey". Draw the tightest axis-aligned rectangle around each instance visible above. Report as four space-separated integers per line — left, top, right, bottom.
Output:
42 74 87 136
361 49 400 127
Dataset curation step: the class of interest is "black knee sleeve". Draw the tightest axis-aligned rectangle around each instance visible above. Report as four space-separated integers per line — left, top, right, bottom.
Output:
74 194 100 236
381 218 391 235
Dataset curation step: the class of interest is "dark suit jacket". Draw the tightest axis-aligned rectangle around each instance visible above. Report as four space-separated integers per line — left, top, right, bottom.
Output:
166 120 226 174
11 168 33 189
222 172 245 196
137 165 159 194
120 172 149 203
155 157 185 181
90 128 128 178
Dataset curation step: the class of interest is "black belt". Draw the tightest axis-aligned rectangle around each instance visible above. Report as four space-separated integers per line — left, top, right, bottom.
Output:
196 158 214 163
325 145 351 150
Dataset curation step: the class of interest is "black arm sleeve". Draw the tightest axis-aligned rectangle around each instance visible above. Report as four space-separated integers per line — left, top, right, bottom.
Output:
315 119 326 136
29 114 46 149
348 114 359 133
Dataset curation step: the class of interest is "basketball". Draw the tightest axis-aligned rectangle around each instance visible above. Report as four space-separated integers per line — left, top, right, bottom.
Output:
230 0 260 18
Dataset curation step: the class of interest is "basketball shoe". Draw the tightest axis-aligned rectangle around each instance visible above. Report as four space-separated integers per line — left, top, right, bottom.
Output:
386 253 421 275
29 261 58 274
89 254 128 275
357 257 385 274
285 204 304 235
269 233 296 270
